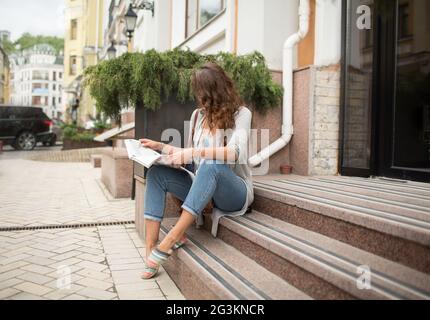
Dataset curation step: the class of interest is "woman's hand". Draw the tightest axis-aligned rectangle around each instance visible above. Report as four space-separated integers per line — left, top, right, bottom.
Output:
165 148 195 166
140 138 162 152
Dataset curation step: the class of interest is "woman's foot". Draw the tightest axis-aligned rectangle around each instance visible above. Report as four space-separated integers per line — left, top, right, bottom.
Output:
172 236 188 250
141 248 170 280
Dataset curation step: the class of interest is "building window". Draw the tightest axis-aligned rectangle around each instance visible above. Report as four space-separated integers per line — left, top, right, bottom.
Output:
52 97 56 106
32 96 42 105
53 71 57 81
53 84 56 91
32 70 49 80
70 56 77 75
398 3 412 39
186 0 225 38
71 19 78 40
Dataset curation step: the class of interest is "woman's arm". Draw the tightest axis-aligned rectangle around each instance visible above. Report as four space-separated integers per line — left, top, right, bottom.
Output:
160 143 183 155
193 147 238 162
140 139 183 155
163 147 236 166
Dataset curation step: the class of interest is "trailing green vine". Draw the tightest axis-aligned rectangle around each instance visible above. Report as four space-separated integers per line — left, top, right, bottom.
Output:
84 49 283 120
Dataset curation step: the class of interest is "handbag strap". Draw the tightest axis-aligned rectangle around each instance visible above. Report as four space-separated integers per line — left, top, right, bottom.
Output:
191 109 200 146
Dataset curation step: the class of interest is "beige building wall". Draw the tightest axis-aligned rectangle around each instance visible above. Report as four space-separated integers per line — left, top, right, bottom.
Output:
64 0 104 125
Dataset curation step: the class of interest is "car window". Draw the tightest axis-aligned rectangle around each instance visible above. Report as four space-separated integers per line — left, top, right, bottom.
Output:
0 107 9 119
21 108 46 120
0 107 48 120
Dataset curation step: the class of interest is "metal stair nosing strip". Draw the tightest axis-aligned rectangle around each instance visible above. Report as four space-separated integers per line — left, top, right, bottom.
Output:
273 179 430 215
310 178 430 201
160 225 272 300
335 176 430 193
254 182 430 245
299 178 430 207
223 215 430 300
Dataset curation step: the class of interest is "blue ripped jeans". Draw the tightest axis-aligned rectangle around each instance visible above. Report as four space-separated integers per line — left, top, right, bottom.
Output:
144 161 247 222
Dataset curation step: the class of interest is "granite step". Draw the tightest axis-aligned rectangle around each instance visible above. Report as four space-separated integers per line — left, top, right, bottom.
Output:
253 176 430 274
288 176 430 212
160 218 311 300
324 176 430 197
213 211 430 300
257 179 430 223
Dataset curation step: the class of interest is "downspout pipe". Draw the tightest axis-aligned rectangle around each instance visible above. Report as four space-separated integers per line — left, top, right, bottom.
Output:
249 0 310 167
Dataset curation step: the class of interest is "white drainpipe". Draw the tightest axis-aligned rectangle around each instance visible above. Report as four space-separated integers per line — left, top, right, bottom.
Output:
249 0 310 167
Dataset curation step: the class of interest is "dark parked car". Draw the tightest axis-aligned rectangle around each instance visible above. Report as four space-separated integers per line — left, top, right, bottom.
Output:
0 106 57 150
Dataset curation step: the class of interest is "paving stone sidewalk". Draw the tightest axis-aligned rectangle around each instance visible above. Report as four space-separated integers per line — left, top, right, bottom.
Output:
0 158 184 300
0 159 134 227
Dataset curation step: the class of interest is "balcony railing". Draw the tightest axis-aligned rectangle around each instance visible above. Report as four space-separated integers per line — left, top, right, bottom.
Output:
32 76 49 81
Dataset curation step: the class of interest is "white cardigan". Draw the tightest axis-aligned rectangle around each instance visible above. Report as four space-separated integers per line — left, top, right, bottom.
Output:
188 107 254 236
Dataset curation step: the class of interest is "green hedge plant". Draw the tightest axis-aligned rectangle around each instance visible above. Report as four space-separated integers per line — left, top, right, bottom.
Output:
84 49 283 121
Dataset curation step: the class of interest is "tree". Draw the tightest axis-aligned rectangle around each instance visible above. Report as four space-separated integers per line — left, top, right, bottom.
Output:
14 33 64 53
0 33 64 55
0 38 15 54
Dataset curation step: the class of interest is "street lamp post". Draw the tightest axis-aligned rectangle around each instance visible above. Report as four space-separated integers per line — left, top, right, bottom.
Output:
124 1 155 51
123 1 154 201
106 40 128 59
124 4 138 41
107 42 117 60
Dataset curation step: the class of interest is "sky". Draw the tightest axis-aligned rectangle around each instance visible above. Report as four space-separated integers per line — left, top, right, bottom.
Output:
0 0 65 41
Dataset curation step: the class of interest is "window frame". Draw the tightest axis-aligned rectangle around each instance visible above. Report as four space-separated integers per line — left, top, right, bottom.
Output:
70 56 78 76
70 19 78 40
185 0 226 40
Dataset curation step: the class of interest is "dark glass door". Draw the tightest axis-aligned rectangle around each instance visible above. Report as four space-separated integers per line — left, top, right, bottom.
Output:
378 0 430 182
341 0 430 182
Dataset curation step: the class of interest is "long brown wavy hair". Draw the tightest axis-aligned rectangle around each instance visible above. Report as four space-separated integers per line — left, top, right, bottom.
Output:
191 63 243 131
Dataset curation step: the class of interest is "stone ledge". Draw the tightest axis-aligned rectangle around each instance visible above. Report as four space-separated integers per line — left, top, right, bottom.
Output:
101 148 133 199
99 147 129 159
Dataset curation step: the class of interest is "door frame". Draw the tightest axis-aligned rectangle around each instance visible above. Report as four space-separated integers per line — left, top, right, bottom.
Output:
340 0 430 183
339 0 380 178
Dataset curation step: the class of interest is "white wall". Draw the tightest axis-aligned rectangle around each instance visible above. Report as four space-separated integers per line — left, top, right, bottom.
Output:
237 0 300 70
171 0 187 48
168 0 300 70
132 0 342 70
236 0 265 56
264 0 299 70
314 0 342 66
134 0 172 52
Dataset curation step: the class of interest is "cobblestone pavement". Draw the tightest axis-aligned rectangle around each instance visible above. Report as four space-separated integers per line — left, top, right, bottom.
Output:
0 154 184 300
0 159 134 227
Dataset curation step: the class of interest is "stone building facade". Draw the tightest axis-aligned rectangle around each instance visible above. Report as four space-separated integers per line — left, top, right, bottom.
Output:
9 44 64 119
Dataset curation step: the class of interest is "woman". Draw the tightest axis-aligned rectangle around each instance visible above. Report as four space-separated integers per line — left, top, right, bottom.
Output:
139 62 253 279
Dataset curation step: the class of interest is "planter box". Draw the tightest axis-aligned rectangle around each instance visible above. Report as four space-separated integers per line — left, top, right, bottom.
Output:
62 139 107 151
134 97 196 180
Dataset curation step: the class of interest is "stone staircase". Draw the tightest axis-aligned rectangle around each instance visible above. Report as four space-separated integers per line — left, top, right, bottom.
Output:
158 175 430 300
